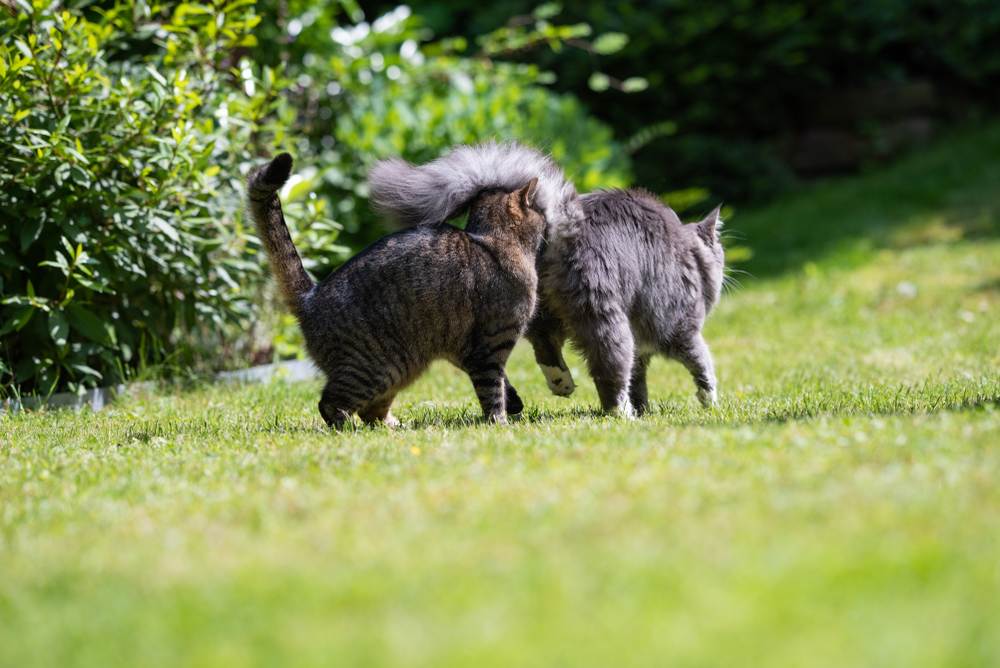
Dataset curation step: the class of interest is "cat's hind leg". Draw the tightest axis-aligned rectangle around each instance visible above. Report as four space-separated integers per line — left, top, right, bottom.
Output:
319 369 387 429
575 309 636 417
318 381 359 429
504 374 524 416
629 354 651 416
673 333 717 407
526 311 575 397
358 394 400 428
461 345 515 424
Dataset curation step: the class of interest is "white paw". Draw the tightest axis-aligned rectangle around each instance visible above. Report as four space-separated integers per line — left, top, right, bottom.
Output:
608 397 636 420
384 412 401 429
541 364 576 397
697 387 717 408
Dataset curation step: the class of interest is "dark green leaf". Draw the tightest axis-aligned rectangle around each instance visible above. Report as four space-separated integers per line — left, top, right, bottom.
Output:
65 304 113 346
19 218 43 251
48 310 69 347
0 305 34 336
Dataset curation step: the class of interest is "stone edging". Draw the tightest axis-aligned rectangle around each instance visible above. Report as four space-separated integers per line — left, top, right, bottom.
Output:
1 359 319 413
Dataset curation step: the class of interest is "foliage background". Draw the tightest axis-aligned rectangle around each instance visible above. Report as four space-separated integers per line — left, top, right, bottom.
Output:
386 0 1000 200
2 0 998 396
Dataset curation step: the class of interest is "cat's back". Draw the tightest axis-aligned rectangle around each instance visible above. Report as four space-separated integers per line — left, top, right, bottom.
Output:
568 188 684 279
330 226 466 280
302 226 480 321
580 188 683 237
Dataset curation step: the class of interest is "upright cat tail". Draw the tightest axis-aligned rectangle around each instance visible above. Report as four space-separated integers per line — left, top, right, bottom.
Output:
367 141 585 235
246 153 315 315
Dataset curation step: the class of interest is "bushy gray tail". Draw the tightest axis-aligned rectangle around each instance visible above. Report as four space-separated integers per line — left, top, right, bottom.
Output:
246 153 314 315
368 141 583 233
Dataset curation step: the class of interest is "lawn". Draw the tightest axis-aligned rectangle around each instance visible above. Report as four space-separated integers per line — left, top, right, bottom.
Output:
2 124 999 668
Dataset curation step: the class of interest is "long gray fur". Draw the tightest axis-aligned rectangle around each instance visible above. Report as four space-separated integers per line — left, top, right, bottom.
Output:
524 189 725 416
368 141 584 234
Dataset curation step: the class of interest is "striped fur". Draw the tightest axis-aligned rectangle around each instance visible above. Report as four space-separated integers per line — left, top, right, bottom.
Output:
246 153 544 428
246 153 314 315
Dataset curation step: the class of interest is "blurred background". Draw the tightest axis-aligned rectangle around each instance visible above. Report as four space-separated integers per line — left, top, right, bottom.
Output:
1 0 998 397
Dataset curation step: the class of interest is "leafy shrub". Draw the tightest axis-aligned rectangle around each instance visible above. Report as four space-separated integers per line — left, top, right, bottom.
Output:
0 0 338 396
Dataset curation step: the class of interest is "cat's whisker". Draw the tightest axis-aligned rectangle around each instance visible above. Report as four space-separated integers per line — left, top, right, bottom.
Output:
725 267 754 280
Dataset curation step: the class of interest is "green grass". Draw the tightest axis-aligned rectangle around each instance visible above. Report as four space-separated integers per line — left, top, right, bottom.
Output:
2 124 999 668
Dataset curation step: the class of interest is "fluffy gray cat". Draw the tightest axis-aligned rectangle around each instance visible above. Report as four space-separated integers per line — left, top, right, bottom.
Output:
371 142 725 417
528 189 724 416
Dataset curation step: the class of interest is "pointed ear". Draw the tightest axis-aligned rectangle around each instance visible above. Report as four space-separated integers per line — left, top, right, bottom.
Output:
519 177 540 210
698 204 722 243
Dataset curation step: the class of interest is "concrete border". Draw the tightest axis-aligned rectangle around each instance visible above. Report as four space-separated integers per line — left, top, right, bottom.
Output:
1 359 319 413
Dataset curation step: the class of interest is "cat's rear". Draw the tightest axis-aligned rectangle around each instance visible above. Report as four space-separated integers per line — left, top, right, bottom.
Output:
575 189 724 323
246 151 547 428
297 223 536 424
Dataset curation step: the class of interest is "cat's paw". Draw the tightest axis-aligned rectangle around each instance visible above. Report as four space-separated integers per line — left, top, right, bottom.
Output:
541 364 576 397
607 398 636 420
697 387 717 408
383 412 401 429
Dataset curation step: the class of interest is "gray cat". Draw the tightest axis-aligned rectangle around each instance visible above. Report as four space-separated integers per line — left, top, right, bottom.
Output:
246 151 546 427
367 141 725 417
527 189 725 416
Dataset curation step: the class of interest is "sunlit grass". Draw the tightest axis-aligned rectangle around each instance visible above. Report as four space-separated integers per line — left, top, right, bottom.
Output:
1 124 999 668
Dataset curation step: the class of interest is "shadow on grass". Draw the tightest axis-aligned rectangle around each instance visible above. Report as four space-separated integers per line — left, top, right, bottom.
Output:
731 123 1000 279
117 378 997 441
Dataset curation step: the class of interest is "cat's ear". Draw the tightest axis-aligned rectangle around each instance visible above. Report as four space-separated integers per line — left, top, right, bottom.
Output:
519 177 540 210
698 205 722 244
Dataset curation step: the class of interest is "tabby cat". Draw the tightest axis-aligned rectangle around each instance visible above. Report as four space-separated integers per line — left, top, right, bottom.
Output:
246 151 545 427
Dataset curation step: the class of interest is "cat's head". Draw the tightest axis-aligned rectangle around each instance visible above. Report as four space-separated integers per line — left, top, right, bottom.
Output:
467 178 546 249
690 205 726 309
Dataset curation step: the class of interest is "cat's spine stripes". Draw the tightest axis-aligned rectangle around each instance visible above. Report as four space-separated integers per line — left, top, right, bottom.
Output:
367 141 585 237
245 153 315 315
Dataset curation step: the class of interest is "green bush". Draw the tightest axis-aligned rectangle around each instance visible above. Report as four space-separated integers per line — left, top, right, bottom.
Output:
0 0 336 397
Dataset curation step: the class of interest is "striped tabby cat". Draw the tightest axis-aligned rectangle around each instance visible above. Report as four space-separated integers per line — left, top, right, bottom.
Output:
246 152 545 428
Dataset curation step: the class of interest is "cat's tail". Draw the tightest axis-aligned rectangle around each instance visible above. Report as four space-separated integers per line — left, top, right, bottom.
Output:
367 141 584 234
246 153 315 315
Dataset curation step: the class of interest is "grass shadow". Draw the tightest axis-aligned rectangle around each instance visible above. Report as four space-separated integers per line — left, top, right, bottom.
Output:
112 378 997 442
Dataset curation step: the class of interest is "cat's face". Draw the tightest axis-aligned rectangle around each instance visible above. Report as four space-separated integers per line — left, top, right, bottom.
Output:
691 205 725 310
